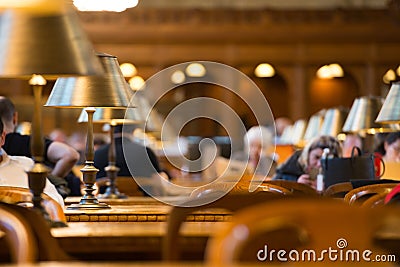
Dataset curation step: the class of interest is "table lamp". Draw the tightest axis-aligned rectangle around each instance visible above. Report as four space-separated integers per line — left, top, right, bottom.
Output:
319 107 349 137
303 110 325 143
376 82 400 124
342 96 398 152
78 107 144 199
0 6 103 225
45 53 133 209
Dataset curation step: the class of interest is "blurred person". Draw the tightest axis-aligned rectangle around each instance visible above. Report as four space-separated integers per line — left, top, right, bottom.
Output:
272 135 342 190
0 96 80 198
232 125 277 177
274 117 292 144
49 128 68 143
0 119 64 207
94 124 163 195
342 134 363 157
375 132 400 163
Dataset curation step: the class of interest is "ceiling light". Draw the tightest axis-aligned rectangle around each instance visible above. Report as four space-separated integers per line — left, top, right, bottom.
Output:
120 63 137 78
73 0 139 12
254 63 275 78
129 75 145 90
185 63 206 77
171 70 185 84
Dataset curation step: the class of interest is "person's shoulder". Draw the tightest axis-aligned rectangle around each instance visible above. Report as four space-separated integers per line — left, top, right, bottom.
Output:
6 132 30 142
8 155 34 171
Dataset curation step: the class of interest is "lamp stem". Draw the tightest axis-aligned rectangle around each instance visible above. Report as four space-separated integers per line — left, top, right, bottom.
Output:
67 108 110 209
28 81 67 227
98 123 127 199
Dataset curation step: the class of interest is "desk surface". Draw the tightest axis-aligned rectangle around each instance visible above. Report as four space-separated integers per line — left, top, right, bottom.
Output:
51 221 223 261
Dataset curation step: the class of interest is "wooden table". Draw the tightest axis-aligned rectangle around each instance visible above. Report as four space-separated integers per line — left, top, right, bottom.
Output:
52 221 223 261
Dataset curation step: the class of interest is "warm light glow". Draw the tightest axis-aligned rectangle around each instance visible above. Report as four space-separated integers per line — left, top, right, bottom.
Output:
254 63 275 77
0 0 65 13
329 63 344 77
396 66 400 76
129 75 145 90
119 63 137 78
73 0 139 12
383 69 396 84
29 74 46 86
171 70 185 84
185 63 206 77
316 63 344 79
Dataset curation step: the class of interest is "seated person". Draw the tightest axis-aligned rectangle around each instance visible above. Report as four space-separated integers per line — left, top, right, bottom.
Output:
272 135 342 190
94 124 163 195
232 125 277 177
0 119 64 207
0 96 80 198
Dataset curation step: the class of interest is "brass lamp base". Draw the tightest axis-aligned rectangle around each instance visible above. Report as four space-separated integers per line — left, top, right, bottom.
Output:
97 164 127 199
67 163 111 210
27 162 68 227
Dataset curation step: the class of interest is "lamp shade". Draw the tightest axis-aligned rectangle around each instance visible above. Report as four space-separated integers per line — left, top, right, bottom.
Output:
77 108 144 125
342 96 396 134
45 53 133 108
290 119 307 147
376 82 400 124
303 110 325 142
0 8 103 78
319 107 349 137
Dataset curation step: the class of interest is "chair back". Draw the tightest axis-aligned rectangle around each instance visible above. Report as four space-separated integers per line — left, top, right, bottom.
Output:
0 186 67 224
115 176 144 196
344 183 399 205
0 204 37 263
262 180 318 195
205 197 400 265
323 182 353 198
163 192 288 261
0 202 71 261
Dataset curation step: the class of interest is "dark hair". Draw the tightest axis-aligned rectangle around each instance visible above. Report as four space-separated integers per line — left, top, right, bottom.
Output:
385 132 400 145
375 132 400 156
0 96 15 123
0 118 3 133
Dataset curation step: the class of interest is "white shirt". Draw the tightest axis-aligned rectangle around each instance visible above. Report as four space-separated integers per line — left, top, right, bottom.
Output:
0 149 64 208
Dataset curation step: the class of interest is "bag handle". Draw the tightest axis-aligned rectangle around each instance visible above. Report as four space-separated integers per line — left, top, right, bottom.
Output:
375 155 386 178
350 146 362 158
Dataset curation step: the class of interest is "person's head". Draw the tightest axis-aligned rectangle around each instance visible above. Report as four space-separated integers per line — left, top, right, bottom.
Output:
383 132 400 163
298 135 342 171
49 128 67 143
342 134 363 157
275 117 292 137
244 126 274 160
0 96 17 133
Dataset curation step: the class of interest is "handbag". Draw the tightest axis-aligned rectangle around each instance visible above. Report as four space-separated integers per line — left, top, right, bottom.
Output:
321 147 384 189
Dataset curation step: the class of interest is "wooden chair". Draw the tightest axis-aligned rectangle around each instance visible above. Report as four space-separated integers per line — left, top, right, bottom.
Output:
163 192 289 261
361 192 388 208
205 197 400 265
0 186 66 225
0 202 71 262
344 183 399 205
190 181 291 199
0 204 37 263
115 176 144 196
323 181 353 198
262 180 319 195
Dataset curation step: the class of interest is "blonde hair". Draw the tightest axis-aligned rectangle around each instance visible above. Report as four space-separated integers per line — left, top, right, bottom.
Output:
298 135 342 171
